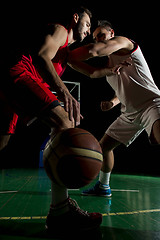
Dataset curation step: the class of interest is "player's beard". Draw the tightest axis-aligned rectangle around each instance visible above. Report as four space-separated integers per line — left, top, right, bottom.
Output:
73 21 85 42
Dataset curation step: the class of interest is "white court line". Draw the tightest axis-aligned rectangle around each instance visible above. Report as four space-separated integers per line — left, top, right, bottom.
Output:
0 189 139 193
111 189 139 192
68 189 80 191
69 189 139 192
0 191 18 194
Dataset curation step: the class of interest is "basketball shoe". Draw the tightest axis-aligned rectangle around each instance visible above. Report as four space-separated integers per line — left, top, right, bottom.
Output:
46 197 102 234
82 181 112 197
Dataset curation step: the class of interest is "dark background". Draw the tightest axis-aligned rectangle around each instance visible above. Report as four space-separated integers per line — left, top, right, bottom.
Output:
1 1 160 176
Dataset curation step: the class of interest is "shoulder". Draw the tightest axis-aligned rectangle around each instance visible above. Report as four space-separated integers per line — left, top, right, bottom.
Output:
113 36 134 51
52 24 68 32
47 24 68 46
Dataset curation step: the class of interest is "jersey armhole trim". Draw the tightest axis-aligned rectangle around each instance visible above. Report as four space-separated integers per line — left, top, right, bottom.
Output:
129 39 138 54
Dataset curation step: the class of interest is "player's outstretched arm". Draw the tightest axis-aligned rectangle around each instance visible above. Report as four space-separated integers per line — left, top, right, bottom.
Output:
68 58 131 78
68 60 114 78
68 37 133 78
69 36 134 60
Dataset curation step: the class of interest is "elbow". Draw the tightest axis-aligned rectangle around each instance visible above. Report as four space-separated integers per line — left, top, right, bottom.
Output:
89 70 99 79
33 52 45 64
32 54 43 67
89 73 95 78
88 49 98 58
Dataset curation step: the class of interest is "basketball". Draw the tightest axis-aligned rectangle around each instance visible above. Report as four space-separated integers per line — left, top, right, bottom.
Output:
43 128 103 189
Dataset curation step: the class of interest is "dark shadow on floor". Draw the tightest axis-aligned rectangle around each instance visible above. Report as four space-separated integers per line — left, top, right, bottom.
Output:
1 220 160 240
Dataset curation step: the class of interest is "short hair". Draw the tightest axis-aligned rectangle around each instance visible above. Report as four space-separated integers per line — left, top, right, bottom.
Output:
97 20 113 30
73 6 92 19
60 6 92 28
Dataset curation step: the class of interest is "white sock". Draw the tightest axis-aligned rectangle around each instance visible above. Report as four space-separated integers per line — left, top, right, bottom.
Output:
51 181 69 214
99 171 111 186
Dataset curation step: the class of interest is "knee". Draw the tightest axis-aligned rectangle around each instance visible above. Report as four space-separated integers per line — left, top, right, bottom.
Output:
99 134 120 152
99 139 113 153
150 119 160 145
0 135 10 151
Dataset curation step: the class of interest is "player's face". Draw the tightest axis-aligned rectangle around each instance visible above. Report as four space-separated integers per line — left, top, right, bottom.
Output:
74 13 91 42
93 27 113 42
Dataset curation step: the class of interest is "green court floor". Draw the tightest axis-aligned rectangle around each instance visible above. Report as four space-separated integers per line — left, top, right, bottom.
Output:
0 168 160 239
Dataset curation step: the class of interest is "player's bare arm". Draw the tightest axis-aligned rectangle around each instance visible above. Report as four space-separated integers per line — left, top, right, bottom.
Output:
68 59 130 78
33 24 81 125
68 37 133 78
68 60 114 78
88 37 134 57
68 52 132 79
101 96 120 111
69 36 134 61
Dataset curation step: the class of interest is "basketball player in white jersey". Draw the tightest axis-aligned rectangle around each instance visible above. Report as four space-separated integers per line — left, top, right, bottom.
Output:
68 20 160 197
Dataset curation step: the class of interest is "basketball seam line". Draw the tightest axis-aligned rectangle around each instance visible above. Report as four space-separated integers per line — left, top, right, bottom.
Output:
59 154 103 162
55 146 103 162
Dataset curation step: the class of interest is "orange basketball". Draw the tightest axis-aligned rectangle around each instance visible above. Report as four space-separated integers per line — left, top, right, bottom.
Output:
43 128 103 189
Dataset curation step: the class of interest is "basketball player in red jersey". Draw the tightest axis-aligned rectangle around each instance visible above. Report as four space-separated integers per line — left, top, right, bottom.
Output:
0 7 103 234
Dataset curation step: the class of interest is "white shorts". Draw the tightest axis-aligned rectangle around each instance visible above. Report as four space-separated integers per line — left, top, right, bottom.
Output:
106 100 160 146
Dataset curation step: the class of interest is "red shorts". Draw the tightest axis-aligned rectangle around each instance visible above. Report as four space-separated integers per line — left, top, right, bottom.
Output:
0 90 18 134
0 55 59 134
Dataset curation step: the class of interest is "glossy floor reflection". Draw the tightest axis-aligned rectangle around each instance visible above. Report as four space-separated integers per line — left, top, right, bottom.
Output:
0 168 160 239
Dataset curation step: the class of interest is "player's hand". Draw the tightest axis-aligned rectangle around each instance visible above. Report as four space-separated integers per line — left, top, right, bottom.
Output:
101 101 114 111
111 58 132 75
60 90 83 126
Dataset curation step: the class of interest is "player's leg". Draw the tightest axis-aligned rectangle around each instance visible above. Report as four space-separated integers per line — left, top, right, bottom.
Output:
82 114 142 197
0 91 18 152
150 119 160 145
43 104 73 207
99 134 121 190
141 102 160 145
82 134 120 197
0 135 11 169
100 134 120 172
0 135 11 151
0 104 19 164
43 105 102 232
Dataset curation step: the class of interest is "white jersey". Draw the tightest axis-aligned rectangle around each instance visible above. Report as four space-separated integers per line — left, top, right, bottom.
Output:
106 43 160 116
